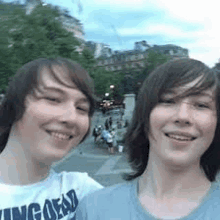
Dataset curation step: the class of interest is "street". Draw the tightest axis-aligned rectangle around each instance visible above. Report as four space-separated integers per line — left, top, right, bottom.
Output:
52 111 133 187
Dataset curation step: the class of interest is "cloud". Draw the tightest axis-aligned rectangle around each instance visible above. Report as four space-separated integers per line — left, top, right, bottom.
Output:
46 0 220 67
153 0 219 25
92 0 151 9
183 37 220 67
118 24 187 37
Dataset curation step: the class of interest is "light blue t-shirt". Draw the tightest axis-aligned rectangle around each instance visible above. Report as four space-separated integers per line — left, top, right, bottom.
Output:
76 178 220 220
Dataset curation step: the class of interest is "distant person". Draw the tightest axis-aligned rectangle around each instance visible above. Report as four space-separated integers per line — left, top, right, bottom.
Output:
105 118 109 130
117 120 122 129
102 107 106 115
124 119 129 128
120 107 124 120
92 125 99 142
101 129 114 154
76 58 220 219
0 57 103 219
109 116 112 129
0 94 4 104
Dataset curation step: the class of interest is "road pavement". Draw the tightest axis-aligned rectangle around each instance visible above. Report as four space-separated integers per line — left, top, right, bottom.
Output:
52 111 133 187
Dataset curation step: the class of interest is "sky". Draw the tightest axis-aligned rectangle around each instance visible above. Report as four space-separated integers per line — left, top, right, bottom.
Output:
6 0 220 68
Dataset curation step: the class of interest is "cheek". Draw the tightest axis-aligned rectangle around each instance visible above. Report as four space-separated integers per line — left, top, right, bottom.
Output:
149 108 171 132
35 103 60 116
197 114 217 139
83 117 90 132
16 106 49 134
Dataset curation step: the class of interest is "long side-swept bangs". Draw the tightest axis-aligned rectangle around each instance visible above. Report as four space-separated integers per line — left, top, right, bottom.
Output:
33 58 95 116
159 59 217 101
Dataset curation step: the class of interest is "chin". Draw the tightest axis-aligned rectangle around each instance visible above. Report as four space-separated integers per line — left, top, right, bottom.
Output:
166 156 194 168
38 152 67 166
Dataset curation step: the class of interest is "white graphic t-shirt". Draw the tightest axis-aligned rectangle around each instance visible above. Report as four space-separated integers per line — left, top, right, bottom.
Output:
0 169 103 220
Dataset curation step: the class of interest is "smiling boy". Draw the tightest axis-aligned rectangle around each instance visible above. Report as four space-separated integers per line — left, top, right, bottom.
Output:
0 58 103 220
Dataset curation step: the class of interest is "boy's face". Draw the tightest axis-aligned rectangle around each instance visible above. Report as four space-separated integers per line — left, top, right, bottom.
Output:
147 77 217 168
14 67 90 164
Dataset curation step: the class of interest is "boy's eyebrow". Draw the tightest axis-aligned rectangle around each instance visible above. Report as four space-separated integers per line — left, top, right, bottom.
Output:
191 92 215 100
43 86 89 103
163 90 214 100
43 86 65 94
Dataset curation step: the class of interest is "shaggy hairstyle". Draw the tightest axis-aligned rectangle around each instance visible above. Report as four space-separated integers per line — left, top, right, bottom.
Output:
123 58 220 182
0 57 96 153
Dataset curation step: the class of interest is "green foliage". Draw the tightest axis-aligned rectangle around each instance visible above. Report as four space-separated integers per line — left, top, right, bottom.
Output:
91 66 125 99
79 47 96 72
0 2 81 90
144 50 171 74
114 50 171 96
90 68 112 96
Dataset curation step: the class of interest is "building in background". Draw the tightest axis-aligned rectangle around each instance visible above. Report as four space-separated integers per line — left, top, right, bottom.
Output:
149 44 189 59
86 41 113 58
95 41 189 73
134 40 151 51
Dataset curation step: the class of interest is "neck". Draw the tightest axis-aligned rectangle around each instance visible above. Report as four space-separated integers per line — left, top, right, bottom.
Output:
0 132 51 185
139 155 211 201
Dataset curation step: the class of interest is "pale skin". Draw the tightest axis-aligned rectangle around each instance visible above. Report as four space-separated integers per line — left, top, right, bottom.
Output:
138 78 217 219
0 66 90 185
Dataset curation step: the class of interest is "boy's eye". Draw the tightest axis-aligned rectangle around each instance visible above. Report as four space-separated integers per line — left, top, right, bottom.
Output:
159 98 175 104
45 97 60 103
78 107 89 112
196 103 209 109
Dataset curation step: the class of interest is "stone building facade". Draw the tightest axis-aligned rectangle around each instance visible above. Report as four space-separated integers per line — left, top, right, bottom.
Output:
85 41 112 58
95 42 189 73
96 49 148 73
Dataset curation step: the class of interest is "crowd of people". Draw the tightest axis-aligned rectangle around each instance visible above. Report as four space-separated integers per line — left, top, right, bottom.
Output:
1 57 220 219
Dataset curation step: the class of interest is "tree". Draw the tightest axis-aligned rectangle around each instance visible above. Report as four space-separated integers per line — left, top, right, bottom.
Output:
79 47 96 72
0 2 81 90
117 50 171 96
144 50 171 74
89 67 112 97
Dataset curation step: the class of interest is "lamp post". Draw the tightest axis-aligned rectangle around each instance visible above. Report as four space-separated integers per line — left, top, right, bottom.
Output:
109 85 115 102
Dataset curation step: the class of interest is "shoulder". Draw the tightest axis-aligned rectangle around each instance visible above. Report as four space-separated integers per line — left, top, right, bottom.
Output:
54 170 89 180
190 181 220 217
52 170 103 200
55 170 102 187
76 180 137 219
81 180 135 206
209 181 220 199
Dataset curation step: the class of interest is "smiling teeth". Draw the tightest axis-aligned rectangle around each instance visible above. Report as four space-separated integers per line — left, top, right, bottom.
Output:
167 134 193 141
50 132 70 140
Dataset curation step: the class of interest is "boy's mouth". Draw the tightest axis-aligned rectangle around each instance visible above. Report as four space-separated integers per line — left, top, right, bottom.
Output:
46 130 73 140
